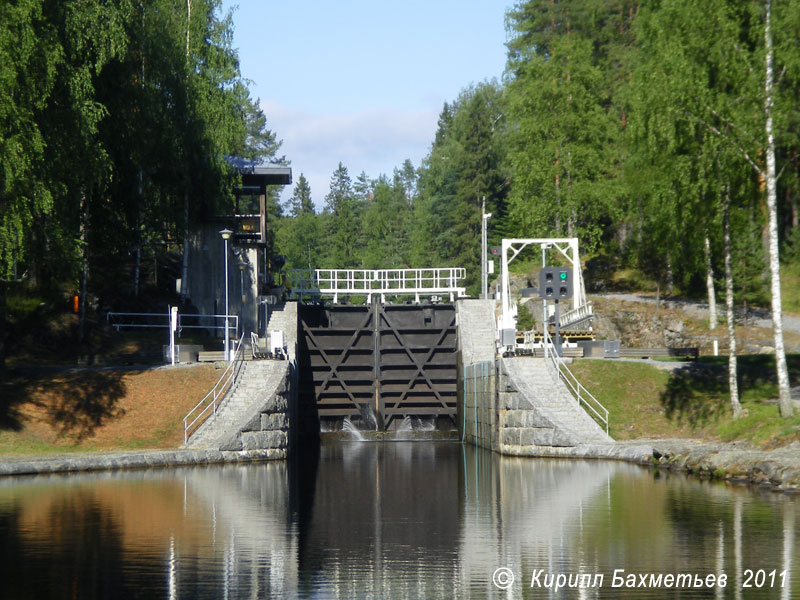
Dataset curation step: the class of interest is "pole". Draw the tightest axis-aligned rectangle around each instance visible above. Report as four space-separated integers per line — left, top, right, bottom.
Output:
554 299 562 358
169 305 177 366
223 236 230 361
481 197 487 300
542 245 548 360
500 240 510 330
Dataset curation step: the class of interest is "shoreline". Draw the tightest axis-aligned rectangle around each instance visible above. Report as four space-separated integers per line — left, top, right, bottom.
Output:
2 439 799 493
510 438 800 493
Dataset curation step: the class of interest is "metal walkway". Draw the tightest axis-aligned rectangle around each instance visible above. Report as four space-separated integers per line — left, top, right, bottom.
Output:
286 268 466 303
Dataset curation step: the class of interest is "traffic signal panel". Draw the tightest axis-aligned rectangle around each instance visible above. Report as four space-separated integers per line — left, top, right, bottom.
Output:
538 267 573 300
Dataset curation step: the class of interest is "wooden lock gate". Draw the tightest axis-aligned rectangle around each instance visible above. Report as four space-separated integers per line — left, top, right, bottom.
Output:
297 303 458 431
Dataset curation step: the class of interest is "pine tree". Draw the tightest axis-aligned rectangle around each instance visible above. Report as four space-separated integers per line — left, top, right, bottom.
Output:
323 163 362 267
287 173 314 217
417 82 507 293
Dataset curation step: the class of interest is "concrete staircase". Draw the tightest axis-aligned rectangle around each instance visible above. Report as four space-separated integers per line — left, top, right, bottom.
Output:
499 357 612 451
185 360 292 453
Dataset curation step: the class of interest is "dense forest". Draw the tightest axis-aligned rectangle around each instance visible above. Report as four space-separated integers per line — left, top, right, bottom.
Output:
275 0 799 303
270 0 800 416
0 0 282 333
2 0 799 413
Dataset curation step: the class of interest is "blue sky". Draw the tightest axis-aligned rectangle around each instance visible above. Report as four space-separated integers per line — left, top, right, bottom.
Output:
220 1 512 208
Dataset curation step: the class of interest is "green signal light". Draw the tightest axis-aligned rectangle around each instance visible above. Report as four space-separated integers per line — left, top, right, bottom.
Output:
559 271 567 280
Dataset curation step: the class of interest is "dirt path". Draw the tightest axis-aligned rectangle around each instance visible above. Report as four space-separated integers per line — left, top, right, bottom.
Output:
597 293 800 334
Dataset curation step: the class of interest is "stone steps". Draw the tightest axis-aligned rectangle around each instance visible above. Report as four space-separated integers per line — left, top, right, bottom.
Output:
185 360 291 452
501 357 612 446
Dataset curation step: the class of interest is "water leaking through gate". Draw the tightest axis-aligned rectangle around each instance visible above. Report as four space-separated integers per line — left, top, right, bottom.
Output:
297 303 458 431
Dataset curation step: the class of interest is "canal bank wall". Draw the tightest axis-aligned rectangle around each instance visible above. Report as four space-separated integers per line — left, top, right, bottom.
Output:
504 439 800 493
0 448 286 478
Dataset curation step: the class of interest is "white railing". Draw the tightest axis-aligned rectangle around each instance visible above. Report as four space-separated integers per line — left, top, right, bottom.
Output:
286 268 466 303
182 332 246 445
542 328 609 435
106 311 238 335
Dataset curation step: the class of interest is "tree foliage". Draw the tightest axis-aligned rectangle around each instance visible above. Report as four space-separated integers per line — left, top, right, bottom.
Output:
0 0 280 288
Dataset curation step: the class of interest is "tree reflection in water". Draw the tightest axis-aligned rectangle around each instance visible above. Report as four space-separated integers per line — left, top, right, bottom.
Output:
0 444 797 598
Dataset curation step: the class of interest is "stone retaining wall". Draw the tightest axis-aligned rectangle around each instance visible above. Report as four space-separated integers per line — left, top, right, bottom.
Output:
217 364 294 455
0 449 285 478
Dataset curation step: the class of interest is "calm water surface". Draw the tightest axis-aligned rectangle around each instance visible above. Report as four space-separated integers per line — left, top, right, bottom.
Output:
0 442 797 599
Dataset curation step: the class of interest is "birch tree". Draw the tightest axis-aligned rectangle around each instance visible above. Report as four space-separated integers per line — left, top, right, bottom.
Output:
761 0 791 417
723 186 743 418
632 0 794 416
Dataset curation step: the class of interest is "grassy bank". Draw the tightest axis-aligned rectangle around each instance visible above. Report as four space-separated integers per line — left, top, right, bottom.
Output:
570 354 800 447
0 365 220 455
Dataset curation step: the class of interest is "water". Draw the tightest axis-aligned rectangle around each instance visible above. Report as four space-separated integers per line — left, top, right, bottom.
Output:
0 443 798 599
342 417 365 440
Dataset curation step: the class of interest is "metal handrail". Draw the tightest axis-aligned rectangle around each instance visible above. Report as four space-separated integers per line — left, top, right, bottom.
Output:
542 328 610 435
106 311 238 333
558 301 594 329
182 332 246 445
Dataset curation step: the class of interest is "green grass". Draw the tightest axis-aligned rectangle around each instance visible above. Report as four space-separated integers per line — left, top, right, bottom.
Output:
715 402 800 445
0 432 87 456
6 293 45 322
782 263 800 315
569 361 676 439
0 427 181 456
570 354 800 446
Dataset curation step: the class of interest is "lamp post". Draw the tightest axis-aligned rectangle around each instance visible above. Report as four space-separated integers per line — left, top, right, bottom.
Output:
481 197 492 300
219 228 232 361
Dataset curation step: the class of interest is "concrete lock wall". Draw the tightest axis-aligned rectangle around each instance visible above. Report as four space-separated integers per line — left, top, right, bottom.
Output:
459 355 614 455
461 361 496 450
455 299 498 449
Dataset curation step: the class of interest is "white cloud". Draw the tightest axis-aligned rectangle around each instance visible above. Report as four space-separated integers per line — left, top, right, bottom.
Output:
261 100 438 210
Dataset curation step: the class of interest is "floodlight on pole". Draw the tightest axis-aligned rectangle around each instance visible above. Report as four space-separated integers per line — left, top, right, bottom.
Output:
219 228 232 361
